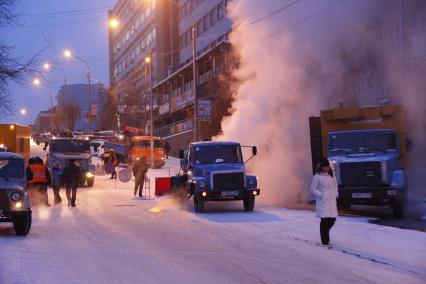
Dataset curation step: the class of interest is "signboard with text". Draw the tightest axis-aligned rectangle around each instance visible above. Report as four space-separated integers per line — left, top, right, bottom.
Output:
198 99 212 121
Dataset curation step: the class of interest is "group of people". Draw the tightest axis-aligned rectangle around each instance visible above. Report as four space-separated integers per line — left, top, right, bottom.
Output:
27 157 82 207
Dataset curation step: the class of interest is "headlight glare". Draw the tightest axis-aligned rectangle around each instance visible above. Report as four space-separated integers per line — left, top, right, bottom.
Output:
86 172 94 178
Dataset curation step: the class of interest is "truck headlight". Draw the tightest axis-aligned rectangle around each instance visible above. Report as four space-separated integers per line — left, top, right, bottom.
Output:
10 192 22 201
86 172 94 178
15 201 22 209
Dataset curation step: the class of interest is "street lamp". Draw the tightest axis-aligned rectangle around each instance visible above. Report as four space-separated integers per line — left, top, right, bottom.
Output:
33 78 41 86
63 49 93 134
109 18 119 29
20 108 27 115
145 54 154 168
43 63 50 71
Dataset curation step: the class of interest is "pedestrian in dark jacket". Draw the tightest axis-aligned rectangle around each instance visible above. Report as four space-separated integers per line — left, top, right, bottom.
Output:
62 159 81 207
51 162 63 205
132 156 149 197
310 158 338 246
109 150 118 179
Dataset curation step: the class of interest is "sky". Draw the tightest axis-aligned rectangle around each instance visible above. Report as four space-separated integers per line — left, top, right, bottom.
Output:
0 0 117 125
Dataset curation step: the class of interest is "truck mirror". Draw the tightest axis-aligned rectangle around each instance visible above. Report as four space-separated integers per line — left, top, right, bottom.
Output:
252 146 257 156
179 149 184 159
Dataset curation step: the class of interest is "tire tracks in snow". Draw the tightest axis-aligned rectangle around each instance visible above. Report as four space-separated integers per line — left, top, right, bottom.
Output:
287 235 425 278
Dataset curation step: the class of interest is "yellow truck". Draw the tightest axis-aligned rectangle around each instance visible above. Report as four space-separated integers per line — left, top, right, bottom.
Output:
309 104 410 217
0 124 31 161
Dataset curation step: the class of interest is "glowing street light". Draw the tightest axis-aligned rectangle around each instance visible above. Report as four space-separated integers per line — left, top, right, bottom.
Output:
145 56 151 64
20 108 27 115
109 18 119 29
63 49 72 58
43 63 50 70
33 78 41 86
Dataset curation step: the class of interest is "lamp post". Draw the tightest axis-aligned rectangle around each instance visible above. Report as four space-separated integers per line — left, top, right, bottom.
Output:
63 49 92 134
145 54 154 168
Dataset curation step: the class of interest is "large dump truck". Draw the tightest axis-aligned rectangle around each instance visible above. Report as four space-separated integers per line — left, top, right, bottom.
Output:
0 124 31 160
309 104 410 218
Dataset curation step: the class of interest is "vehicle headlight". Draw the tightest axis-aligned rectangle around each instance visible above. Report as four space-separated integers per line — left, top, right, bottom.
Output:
86 172 94 178
10 192 22 201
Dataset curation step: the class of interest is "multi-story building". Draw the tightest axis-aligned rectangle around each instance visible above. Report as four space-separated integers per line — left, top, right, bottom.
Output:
108 0 177 129
56 83 106 132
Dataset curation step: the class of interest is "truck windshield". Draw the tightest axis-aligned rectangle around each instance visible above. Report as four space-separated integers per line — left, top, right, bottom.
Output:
133 140 161 148
195 145 243 164
0 159 24 179
50 140 90 153
328 131 397 153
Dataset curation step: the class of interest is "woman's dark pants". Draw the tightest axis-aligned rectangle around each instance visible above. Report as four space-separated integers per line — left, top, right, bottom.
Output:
320 217 336 245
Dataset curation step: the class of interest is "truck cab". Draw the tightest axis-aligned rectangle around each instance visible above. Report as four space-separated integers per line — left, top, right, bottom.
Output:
129 136 165 168
47 138 96 187
175 141 260 213
0 152 32 236
328 129 406 217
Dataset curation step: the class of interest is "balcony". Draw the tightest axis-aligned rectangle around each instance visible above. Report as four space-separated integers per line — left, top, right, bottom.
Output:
154 119 193 138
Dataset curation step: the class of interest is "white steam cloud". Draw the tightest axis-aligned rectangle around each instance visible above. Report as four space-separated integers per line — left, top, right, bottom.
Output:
216 0 426 207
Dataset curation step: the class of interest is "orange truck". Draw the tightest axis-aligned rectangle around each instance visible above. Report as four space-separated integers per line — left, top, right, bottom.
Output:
0 124 31 160
129 136 165 168
104 134 166 168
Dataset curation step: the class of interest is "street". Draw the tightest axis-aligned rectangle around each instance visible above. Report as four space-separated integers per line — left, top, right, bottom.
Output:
0 143 425 284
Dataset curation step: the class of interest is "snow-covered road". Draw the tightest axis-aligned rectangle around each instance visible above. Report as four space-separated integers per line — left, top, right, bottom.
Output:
0 143 425 283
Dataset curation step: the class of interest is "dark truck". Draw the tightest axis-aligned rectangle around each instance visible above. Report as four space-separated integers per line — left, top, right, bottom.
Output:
310 105 410 218
172 141 260 213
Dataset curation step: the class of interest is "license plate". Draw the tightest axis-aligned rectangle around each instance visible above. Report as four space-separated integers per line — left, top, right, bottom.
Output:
222 191 239 197
352 193 372 199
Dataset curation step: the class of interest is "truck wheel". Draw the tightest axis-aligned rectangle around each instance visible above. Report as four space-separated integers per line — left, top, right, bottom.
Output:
87 179 94 187
393 198 405 218
13 212 32 236
244 195 255 212
194 195 205 213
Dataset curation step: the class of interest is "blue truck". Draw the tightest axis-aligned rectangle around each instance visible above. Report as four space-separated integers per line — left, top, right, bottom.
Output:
309 105 409 218
47 137 96 187
172 141 260 213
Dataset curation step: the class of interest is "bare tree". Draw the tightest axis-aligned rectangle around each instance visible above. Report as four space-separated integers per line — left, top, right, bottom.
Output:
0 0 38 118
63 104 82 131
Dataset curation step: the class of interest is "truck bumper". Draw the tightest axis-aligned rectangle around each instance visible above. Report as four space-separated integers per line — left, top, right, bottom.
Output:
0 209 31 222
197 188 260 201
338 187 405 206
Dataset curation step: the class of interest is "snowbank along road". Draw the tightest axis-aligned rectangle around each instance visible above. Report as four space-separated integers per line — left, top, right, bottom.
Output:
0 143 425 284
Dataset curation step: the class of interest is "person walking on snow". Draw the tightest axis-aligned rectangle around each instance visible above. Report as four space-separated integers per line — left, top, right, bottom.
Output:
109 150 118 179
163 141 171 159
51 162 63 205
62 159 81 207
132 156 149 197
310 158 338 246
28 156 51 207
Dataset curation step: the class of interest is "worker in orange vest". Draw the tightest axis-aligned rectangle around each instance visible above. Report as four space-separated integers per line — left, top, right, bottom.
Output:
28 156 51 206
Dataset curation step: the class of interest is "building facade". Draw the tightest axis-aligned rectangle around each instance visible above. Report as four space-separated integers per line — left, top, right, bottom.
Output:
56 83 107 132
108 0 232 154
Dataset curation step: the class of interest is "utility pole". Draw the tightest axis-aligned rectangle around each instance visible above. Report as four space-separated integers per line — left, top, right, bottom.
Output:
146 54 154 168
192 24 198 142
87 71 92 134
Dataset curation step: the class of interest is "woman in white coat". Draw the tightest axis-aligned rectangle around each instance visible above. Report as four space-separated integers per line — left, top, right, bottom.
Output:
310 158 338 245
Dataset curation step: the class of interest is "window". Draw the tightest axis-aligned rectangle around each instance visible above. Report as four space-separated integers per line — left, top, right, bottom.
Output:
203 15 209 32
185 29 191 46
210 7 217 26
196 19 203 36
218 1 225 20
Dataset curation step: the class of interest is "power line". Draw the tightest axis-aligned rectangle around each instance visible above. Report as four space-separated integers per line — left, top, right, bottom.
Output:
262 0 346 41
249 0 302 25
17 6 112 17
